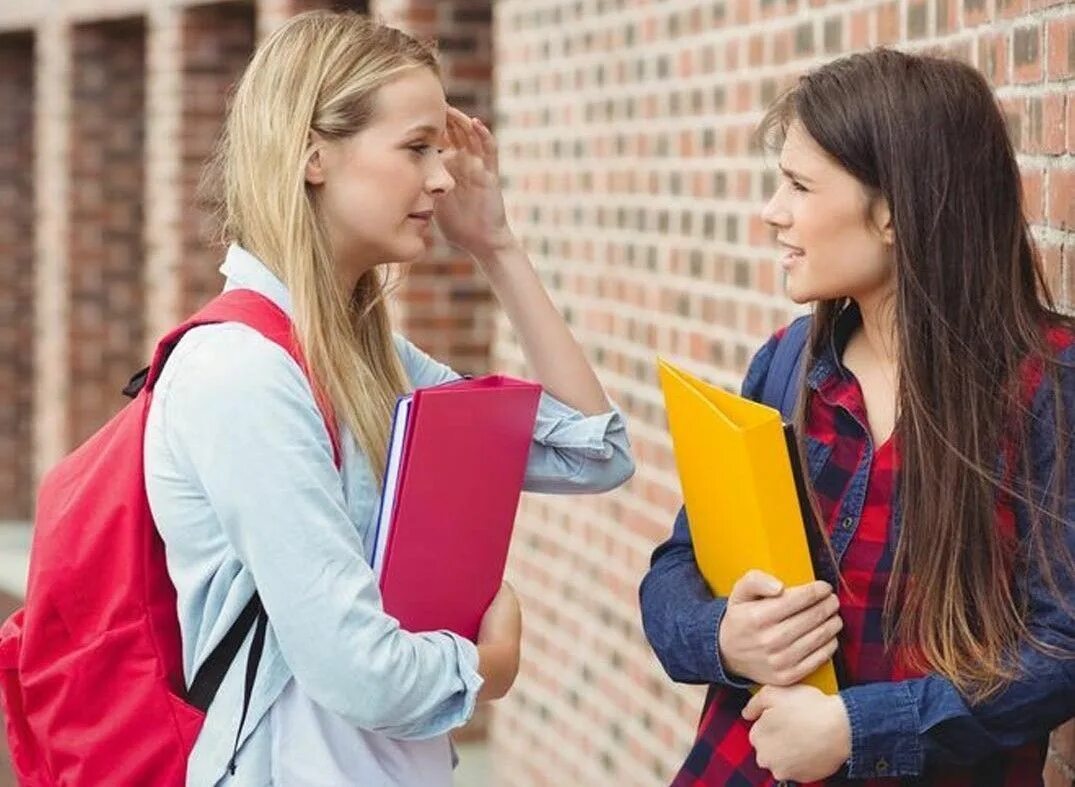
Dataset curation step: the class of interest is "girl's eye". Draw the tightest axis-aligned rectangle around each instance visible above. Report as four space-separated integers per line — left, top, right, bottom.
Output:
791 180 808 192
409 145 447 158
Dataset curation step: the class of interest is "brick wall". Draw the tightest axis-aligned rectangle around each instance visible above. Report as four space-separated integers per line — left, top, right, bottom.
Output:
68 19 147 447
491 1 1075 785
0 33 35 521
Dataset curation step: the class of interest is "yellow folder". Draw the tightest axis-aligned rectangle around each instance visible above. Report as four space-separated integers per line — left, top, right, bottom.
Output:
657 357 839 694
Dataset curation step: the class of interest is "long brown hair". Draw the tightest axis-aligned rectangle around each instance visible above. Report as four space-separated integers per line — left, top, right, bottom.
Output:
761 48 1075 702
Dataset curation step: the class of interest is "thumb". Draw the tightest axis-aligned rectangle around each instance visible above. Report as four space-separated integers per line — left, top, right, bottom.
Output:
729 570 784 603
741 685 775 722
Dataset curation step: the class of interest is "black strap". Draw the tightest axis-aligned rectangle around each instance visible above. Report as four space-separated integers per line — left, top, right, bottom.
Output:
228 601 268 775
186 594 263 711
123 365 151 399
185 594 267 776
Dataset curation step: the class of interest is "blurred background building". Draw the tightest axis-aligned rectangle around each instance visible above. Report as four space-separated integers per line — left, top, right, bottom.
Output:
0 0 1072 785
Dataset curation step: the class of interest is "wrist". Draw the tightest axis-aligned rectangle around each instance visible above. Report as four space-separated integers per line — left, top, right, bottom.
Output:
829 694 853 763
468 232 522 267
716 618 748 682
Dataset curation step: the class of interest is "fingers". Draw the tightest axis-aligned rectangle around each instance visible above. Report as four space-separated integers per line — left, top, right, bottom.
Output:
741 685 775 721
471 117 498 171
728 570 784 603
445 111 468 153
446 107 480 154
780 636 840 686
446 107 498 172
755 580 834 626
768 593 841 651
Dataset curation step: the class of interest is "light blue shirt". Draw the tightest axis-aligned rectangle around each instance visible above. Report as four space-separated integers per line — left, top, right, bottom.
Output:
143 245 635 785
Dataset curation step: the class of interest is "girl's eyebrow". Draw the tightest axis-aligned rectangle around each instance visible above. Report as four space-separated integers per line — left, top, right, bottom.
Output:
779 164 814 184
403 123 442 137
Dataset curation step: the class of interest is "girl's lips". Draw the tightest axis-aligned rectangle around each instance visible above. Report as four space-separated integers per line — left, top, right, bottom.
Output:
408 211 434 222
781 249 805 269
777 240 805 269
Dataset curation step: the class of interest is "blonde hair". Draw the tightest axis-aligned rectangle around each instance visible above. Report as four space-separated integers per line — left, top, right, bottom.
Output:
202 11 439 481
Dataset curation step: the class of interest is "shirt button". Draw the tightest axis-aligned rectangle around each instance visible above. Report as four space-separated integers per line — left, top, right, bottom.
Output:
841 516 854 530
875 757 889 775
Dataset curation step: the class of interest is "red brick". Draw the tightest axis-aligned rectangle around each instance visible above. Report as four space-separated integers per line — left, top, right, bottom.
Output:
1068 92 1075 152
1041 244 1063 301
962 0 991 27
1012 24 1043 84
1048 169 1075 230
878 2 901 44
1042 93 1067 155
1022 168 1044 224
1046 17 1074 80
996 0 1028 18
981 31 1010 86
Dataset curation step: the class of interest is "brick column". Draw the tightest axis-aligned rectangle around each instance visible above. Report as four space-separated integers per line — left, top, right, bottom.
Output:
0 33 35 521
68 18 147 447
145 6 183 347
33 18 72 481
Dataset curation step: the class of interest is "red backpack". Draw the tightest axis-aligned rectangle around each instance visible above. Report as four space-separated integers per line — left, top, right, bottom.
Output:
0 290 338 785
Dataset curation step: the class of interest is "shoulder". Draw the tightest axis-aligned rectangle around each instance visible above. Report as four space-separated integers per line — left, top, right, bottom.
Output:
1021 322 1075 406
155 322 314 414
741 315 811 399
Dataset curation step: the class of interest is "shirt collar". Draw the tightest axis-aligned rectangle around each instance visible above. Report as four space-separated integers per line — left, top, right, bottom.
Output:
219 243 293 318
806 300 863 395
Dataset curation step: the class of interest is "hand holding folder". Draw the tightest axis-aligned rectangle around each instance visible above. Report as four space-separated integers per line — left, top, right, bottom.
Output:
371 375 542 641
657 358 840 694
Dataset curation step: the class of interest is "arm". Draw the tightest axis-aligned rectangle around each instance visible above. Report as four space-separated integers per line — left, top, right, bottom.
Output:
161 326 483 738
639 332 785 685
393 333 634 494
437 108 610 417
639 507 753 687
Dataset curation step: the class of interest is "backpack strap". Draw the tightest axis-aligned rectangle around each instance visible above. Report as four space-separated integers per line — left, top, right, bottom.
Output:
129 289 343 774
131 288 341 463
760 315 811 419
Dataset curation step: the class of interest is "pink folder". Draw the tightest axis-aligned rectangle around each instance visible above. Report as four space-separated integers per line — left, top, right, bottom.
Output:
372 375 542 641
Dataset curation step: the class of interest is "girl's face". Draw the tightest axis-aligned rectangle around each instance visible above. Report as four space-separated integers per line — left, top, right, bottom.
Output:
306 67 454 279
761 120 895 306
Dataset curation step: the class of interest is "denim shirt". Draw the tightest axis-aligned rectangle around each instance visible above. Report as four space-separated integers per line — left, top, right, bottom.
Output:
144 244 635 786
639 316 1075 780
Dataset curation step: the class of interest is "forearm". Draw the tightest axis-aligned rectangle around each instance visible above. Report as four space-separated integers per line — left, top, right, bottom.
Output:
473 239 610 415
476 639 520 702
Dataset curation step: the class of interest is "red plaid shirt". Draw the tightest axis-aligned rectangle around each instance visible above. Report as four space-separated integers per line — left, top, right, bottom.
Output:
646 309 1075 786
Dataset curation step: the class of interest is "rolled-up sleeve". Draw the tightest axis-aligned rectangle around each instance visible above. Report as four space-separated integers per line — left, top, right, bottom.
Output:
392 333 634 494
640 507 753 688
160 326 482 738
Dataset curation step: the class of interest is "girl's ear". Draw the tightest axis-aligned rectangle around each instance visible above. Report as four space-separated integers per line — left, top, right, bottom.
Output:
306 131 327 186
871 195 895 246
